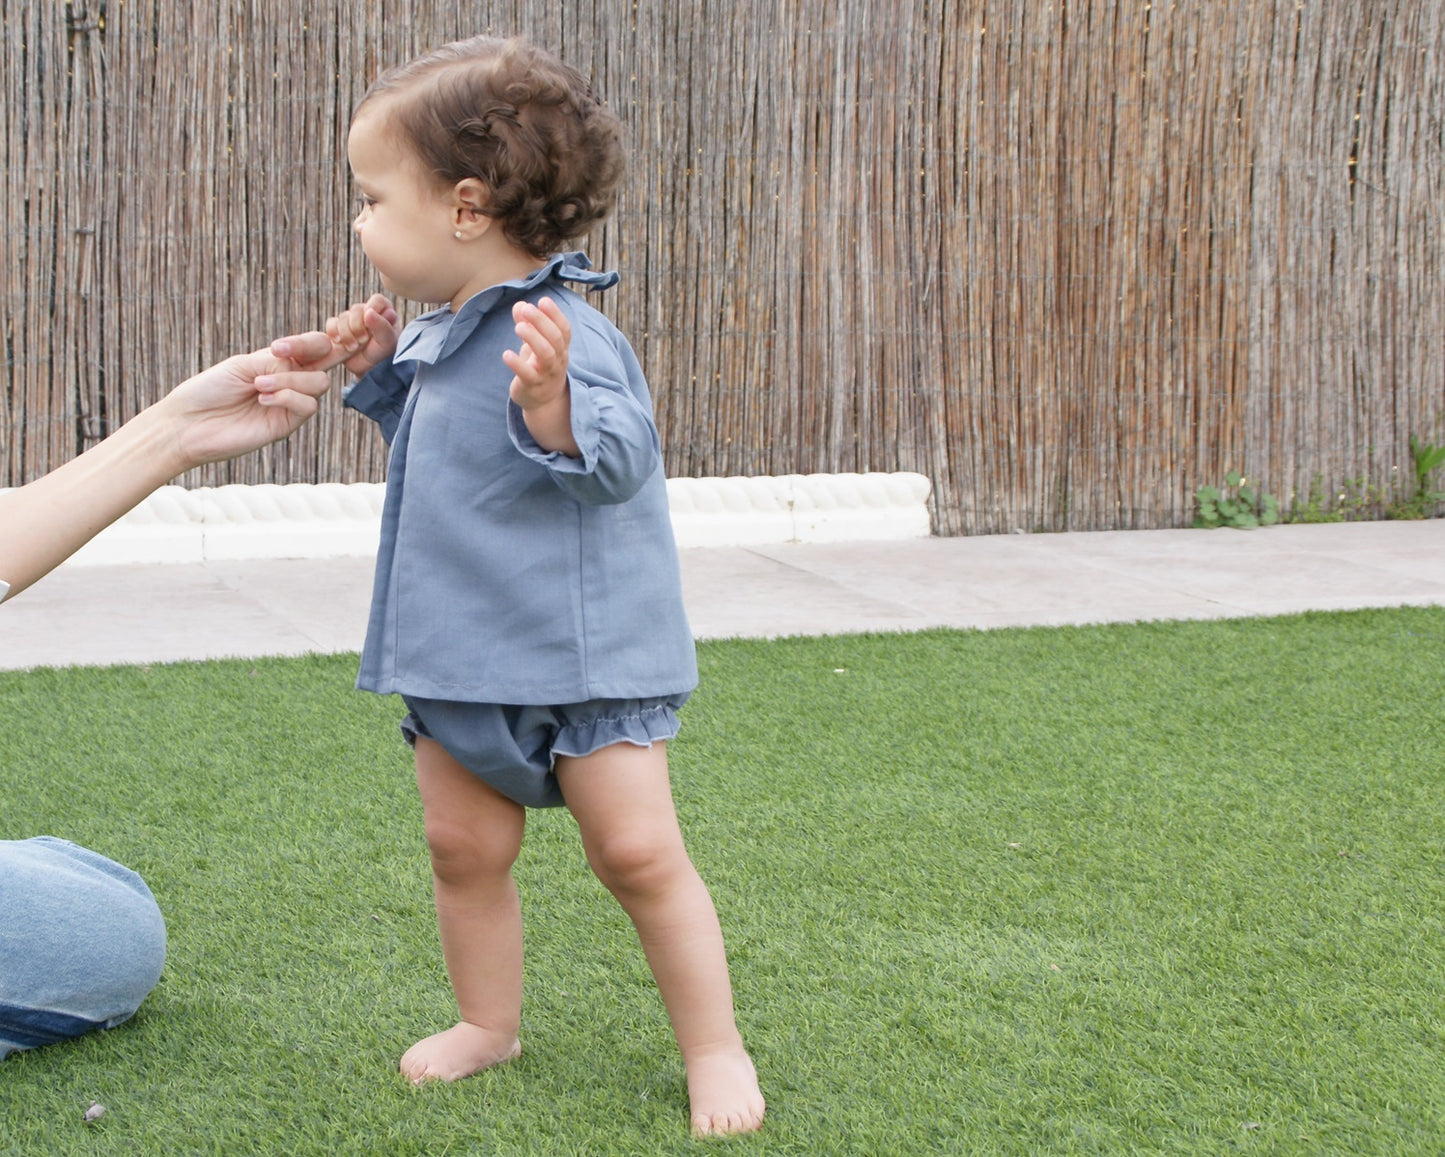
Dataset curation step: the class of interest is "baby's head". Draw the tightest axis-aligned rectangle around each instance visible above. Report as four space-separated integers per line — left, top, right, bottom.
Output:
356 36 625 260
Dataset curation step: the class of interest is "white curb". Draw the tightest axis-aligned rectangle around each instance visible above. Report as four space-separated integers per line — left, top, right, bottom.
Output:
39 472 932 568
665 473 933 548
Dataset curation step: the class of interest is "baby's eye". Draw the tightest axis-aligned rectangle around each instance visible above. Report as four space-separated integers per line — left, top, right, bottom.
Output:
359 194 377 209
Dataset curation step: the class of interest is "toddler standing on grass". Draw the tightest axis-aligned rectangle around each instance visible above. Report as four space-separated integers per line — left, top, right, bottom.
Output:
272 35 764 1137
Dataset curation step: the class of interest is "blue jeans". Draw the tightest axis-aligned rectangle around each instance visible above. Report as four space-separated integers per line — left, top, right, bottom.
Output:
0 837 167 1057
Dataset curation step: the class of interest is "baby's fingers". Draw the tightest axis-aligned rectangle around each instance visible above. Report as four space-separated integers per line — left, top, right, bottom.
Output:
519 297 570 344
364 292 399 328
513 298 569 365
327 305 370 353
362 302 400 356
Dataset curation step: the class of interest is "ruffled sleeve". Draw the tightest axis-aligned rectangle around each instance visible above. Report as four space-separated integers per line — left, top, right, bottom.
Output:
505 282 661 506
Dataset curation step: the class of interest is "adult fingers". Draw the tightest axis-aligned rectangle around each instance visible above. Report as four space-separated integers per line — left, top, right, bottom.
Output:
256 387 322 419
256 368 332 405
271 331 345 371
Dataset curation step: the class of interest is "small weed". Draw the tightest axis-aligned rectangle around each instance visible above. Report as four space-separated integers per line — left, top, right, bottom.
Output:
1193 470 1280 529
1386 435 1445 520
1288 474 1344 523
1286 475 1386 522
1282 434 1444 523
1342 475 1388 519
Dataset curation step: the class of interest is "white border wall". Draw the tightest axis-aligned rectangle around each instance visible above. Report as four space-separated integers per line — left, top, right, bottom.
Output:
33 473 932 568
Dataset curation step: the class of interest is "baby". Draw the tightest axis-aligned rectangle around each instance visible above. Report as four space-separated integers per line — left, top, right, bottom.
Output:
275 35 764 1137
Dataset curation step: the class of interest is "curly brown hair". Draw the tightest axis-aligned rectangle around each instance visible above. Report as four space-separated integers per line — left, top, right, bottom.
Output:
358 36 625 260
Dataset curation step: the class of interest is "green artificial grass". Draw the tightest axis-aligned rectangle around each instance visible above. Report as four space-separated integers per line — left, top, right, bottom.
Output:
1 607 1443 1155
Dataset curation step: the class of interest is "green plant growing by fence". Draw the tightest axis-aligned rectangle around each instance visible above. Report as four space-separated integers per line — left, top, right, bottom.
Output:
1285 436 1445 524
1388 434 1445 520
1288 474 1387 523
1193 471 1280 529
1288 474 1345 523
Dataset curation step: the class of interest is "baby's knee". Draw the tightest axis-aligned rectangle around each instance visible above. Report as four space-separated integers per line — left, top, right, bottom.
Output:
423 818 517 882
587 831 688 897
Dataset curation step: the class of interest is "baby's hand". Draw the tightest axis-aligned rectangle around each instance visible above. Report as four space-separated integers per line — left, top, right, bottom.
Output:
504 298 579 457
504 297 571 412
269 294 399 377
326 293 400 376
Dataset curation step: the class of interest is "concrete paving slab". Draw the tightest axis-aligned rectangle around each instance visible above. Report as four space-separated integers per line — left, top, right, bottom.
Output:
1 521 1442 671
723 521 1445 636
1036 524 1445 619
0 558 376 670
744 538 1172 619
678 547 946 639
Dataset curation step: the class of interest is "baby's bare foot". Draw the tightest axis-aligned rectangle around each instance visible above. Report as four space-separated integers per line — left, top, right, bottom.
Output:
399 1022 521 1085
686 1044 765 1137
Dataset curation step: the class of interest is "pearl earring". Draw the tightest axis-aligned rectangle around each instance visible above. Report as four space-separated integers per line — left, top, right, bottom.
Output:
454 230 464 240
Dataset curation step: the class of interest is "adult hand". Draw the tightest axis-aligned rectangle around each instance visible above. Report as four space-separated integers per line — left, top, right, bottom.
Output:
159 333 339 470
0 332 340 602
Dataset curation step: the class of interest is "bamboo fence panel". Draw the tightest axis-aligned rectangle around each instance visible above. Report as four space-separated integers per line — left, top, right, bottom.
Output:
2 0 1442 534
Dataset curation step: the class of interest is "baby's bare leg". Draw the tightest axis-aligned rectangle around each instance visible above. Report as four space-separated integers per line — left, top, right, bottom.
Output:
402 736 526 1083
557 743 765 1136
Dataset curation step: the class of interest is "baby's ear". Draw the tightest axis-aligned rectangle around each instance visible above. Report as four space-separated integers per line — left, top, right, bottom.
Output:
452 177 491 220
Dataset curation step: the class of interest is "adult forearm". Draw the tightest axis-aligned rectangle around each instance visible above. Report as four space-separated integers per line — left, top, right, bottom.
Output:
0 403 190 601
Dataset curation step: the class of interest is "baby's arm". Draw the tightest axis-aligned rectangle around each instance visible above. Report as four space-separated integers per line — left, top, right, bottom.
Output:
506 309 663 507
504 297 580 458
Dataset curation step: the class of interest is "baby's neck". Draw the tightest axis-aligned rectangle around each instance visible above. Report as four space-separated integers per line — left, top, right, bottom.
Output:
450 238 546 311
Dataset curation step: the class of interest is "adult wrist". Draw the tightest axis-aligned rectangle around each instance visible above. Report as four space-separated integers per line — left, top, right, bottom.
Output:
128 393 199 480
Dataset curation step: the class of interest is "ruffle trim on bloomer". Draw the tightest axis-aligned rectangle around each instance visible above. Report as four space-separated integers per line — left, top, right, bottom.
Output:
550 699 685 761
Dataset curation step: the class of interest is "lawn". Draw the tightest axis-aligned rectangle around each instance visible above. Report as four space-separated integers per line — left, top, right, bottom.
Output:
2 608 1442 1155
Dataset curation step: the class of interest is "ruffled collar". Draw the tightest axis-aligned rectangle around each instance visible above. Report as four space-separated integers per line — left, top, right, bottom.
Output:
393 251 619 367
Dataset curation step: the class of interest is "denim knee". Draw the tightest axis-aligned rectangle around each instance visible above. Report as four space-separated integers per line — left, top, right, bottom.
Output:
0 838 167 1057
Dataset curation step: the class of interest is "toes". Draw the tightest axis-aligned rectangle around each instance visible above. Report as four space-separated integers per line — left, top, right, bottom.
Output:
399 1056 435 1085
691 1109 762 1138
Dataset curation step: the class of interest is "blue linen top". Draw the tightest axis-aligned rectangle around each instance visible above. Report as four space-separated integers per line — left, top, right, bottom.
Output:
344 252 698 705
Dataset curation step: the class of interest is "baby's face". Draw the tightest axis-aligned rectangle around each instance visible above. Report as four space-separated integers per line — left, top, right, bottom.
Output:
347 108 465 305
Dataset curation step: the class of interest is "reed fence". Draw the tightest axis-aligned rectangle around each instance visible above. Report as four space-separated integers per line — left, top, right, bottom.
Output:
3 1 1442 534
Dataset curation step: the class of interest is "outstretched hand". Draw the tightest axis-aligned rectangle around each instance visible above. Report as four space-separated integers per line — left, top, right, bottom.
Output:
503 297 580 457
504 297 571 411
0 330 343 602
160 332 339 468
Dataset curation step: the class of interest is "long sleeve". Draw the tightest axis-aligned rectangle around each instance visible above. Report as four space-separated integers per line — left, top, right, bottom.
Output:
344 358 417 445
506 321 661 507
